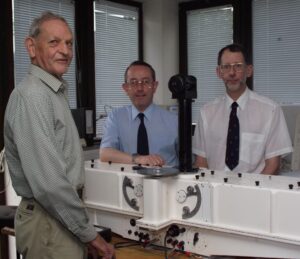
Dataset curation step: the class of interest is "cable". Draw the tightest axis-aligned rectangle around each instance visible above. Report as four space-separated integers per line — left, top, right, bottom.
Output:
114 240 141 249
164 229 169 259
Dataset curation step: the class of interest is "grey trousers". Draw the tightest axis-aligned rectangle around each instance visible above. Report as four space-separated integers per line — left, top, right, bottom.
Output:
15 198 87 259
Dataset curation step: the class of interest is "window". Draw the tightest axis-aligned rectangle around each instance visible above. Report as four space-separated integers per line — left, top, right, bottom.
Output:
13 0 77 108
186 5 233 120
94 0 139 137
252 0 300 104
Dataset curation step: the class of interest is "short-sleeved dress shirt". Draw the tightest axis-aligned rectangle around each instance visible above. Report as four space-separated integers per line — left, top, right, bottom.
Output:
193 87 293 173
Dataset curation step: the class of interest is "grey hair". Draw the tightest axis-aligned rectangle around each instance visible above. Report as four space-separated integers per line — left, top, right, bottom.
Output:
28 11 70 38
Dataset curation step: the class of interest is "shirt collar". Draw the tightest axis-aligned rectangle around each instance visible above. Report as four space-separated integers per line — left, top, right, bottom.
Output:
225 87 250 111
29 64 66 93
131 103 155 121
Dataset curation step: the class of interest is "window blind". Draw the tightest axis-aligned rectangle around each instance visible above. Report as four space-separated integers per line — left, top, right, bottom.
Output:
252 0 300 104
13 0 77 109
94 0 139 137
187 5 233 121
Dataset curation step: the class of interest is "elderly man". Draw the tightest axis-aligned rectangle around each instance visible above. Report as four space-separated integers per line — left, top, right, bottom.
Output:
4 12 114 258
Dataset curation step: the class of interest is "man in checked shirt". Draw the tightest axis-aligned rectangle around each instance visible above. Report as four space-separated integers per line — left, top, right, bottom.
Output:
4 11 115 259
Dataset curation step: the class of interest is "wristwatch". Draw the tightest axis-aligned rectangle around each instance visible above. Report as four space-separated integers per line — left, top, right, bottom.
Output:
132 153 139 164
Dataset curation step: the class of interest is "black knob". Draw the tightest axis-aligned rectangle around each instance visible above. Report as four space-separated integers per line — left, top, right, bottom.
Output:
121 167 124 171
211 170 214 175
130 219 136 226
193 233 199 245
238 173 242 178
167 225 180 237
224 178 228 183
201 172 205 177
108 161 112 165
134 231 138 236
128 230 132 235
289 184 294 190
180 227 186 233
255 181 260 186
195 175 200 180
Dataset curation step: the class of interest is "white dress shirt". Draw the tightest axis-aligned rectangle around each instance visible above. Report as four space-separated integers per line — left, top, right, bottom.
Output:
193 87 293 173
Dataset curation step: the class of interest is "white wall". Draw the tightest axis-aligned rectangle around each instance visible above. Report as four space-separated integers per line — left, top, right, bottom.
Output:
140 0 180 106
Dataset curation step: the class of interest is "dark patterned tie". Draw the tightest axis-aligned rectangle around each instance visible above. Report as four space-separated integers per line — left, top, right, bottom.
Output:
137 113 149 155
225 102 239 170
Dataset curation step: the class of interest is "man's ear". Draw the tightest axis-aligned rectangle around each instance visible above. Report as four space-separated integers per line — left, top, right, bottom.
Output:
122 83 129 94
152 81 158 93
246 64 253 78
25 37 36 58
216 66 222 79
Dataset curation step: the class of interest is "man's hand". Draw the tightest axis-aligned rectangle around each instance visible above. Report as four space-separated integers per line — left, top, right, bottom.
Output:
134 154 165 167
261 156 280 175
88 234 115 259
193 155 208 169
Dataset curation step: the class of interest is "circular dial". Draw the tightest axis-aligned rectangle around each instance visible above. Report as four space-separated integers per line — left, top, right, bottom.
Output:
134 184 143 197
176 190 187 204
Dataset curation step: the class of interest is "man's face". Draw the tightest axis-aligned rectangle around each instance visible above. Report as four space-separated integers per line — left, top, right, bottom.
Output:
216 49 253 98
26 19 73 78
123 65 158 112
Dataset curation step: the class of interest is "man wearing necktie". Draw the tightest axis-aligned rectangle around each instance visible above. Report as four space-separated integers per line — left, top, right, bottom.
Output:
100 61 178 167
193 44 292 174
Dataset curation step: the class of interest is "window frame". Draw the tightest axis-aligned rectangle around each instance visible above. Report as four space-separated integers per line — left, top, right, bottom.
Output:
75 0 143 138
178 0 253 92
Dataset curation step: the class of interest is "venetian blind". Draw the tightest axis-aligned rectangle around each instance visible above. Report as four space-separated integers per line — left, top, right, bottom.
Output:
252 0 300 104
186 5 233 121
94 0 139 137
13 0 77 108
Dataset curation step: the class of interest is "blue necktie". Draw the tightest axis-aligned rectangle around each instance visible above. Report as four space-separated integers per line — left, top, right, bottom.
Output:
137 113 149 155
225 102 239 170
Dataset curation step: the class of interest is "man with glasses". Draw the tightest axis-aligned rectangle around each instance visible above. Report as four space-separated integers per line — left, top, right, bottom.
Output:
100 60 178 167
193 43 292 174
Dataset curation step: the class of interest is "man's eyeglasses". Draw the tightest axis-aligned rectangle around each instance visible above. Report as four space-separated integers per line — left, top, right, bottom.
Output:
126 79 154 89
219 63 245 73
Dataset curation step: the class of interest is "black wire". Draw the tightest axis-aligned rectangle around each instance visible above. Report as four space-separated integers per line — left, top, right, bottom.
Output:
114 240 141 249
164 231 168 259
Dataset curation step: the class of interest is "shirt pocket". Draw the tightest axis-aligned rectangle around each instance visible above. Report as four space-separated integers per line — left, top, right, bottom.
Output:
240 132 265 165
